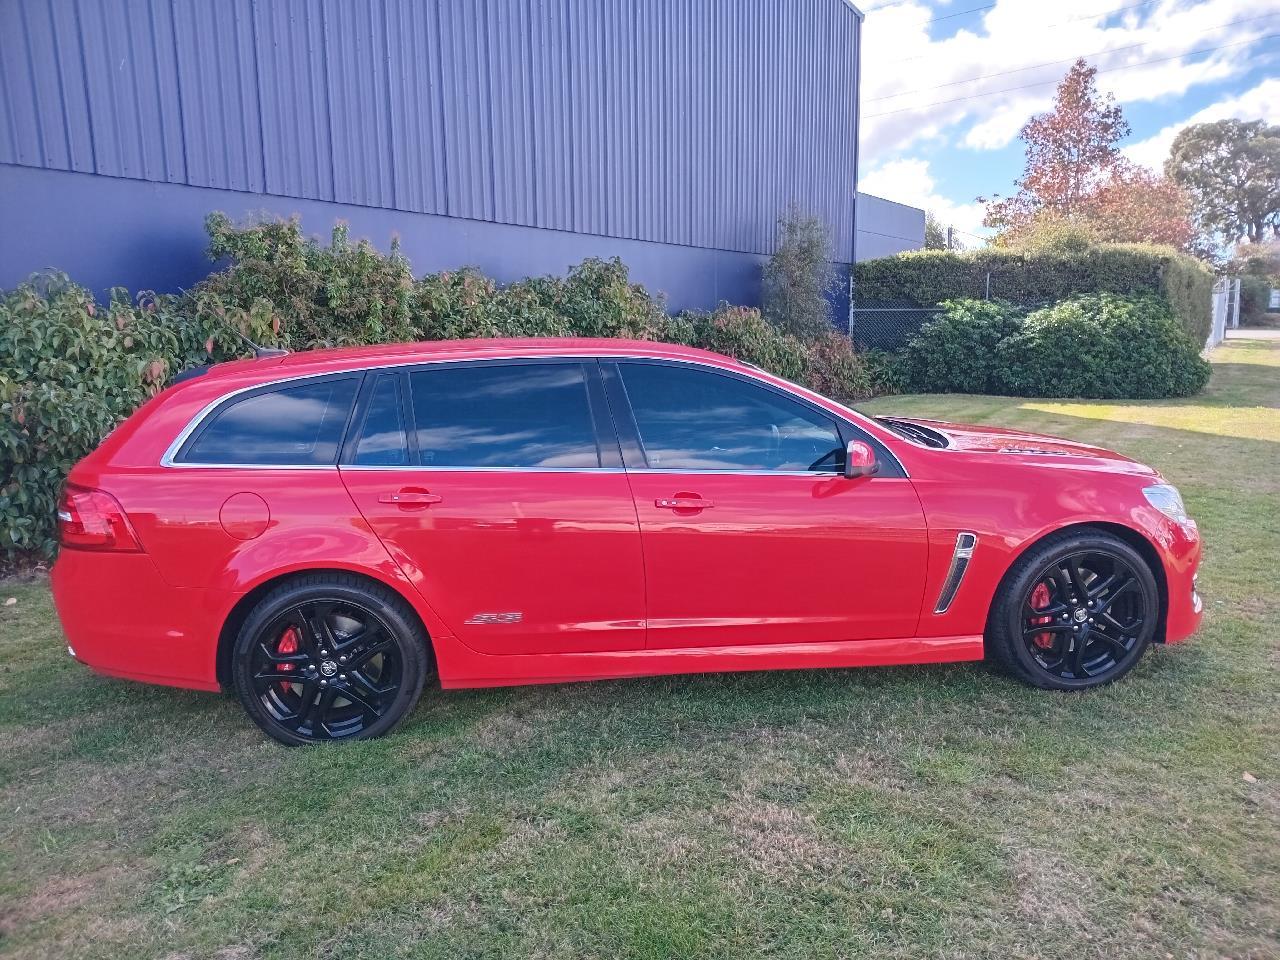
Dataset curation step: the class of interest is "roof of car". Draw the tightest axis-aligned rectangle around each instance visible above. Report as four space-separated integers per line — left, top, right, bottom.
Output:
217 337 750 375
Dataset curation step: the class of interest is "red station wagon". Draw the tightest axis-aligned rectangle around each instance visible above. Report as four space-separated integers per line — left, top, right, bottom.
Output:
51 338 1203 744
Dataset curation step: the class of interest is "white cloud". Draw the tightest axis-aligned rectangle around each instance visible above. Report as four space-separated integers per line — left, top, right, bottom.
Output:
1122 77 1280 170
858 157 989 241
860 0 1280 159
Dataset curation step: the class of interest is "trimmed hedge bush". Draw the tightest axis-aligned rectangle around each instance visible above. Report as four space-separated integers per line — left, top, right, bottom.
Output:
902 299 1022 394
853 244 1214 345
996 294 1211 400
893 294 1210 400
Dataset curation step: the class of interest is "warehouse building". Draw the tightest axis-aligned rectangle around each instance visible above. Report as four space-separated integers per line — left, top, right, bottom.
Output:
0 0 922 318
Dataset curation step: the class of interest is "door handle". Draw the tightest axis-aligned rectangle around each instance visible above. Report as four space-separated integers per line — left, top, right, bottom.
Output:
655 496 714 510
379 488 443 507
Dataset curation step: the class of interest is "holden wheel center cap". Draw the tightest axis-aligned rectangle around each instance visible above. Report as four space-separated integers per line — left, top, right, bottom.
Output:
319 660 339 677
1073 608 1089 623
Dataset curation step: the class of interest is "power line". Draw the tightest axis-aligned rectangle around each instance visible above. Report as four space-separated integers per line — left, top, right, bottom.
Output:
868 11 1278 102
863 34 1279 119
926 3 997 25
924 0 1161 26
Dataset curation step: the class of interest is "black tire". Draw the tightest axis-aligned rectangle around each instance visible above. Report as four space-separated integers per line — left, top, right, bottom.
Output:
986 529 1160 690
231 573 431 746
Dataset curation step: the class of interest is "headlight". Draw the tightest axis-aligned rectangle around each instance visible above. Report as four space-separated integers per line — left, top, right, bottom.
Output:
1143 483 1188 523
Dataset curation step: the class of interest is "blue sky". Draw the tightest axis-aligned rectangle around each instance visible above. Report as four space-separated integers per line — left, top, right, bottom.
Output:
855 0 1280 244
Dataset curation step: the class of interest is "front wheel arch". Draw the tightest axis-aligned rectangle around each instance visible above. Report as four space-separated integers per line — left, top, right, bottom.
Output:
215 568 436 691
988 521 1168 645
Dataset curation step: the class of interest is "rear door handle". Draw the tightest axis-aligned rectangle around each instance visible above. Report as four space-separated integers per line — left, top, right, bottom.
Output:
655 497 714 510
379 488 443 507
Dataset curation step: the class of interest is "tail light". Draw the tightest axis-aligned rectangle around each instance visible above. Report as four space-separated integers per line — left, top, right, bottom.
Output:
57 484 143 552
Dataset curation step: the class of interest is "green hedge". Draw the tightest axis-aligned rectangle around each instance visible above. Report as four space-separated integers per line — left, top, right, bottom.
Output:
853 244 1214 345
1 215 880 561
997 294 1210 400
900 295 1210 399
902 300 1023 395
0 276 264 557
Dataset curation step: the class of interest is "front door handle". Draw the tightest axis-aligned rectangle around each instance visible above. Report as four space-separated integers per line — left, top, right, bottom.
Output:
379 488 443 507
655 496 714 510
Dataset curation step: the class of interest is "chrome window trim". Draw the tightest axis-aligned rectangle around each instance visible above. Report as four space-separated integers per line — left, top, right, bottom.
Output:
160 352 908 477
339 465 627 474
628 468 841 478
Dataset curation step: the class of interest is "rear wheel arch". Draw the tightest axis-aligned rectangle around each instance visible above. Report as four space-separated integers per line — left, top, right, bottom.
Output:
215 568 436 691
988 521 1168 644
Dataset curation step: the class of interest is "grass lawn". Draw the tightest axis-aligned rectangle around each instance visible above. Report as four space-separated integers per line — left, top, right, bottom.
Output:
1 335 1277 960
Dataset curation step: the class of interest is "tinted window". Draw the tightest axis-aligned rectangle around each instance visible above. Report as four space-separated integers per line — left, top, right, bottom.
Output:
181 377 359 465
353 375 409 466
619 362 843 472
409 363 600 468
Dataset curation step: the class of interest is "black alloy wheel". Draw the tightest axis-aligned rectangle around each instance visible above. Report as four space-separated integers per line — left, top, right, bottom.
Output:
987 530 1160 690
232 574 430 745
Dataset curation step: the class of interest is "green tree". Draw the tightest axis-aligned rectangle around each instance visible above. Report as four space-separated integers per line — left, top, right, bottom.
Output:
1166 119 1280 243
761 206 836 339
924 211 949 250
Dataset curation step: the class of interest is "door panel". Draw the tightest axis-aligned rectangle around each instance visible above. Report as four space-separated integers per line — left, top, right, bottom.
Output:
610 360 928 649
626 472 928 647
341 469 647 654
341 363 646 655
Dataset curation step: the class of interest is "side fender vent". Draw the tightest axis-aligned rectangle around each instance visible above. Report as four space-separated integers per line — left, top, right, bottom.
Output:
934 532 978 615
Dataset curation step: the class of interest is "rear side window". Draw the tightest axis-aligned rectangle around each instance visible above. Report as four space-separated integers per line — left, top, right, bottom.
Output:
352 375 409 466
408 362 600 468
178 377 359 466
618 362 844 472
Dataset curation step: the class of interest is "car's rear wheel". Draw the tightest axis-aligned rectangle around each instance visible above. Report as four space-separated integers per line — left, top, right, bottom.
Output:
231 574 430 745
987 530 1160 690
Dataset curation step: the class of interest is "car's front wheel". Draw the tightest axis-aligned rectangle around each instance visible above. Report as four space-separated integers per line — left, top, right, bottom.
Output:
987 530 1160 690
231 573 431 745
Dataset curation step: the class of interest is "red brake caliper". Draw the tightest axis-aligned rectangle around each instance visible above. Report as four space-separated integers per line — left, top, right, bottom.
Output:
277 626 300 691
1029 582 1054 649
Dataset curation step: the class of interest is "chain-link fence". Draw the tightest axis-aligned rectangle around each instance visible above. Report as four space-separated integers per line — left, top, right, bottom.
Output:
847 301 941 350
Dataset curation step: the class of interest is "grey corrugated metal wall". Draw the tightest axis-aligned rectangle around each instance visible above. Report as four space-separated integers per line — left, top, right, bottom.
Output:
1 0 861 261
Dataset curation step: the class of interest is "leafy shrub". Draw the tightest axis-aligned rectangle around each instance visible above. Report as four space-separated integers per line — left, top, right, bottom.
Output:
413 268 570 340
861 349 910 397
197 213 416 348
902 300 1023 394
680 305 810 383
523 257 670 341
1 275 255 557
761 207 837 340
1239 274 1275 327
995 294 1210 399
852 243 1213 345
801 333 875 403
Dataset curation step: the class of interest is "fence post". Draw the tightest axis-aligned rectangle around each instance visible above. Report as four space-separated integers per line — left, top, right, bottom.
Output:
984 272 991 300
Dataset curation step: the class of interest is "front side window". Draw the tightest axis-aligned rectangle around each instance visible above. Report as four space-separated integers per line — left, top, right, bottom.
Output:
408 362 600 469
179 377 359 465
619 362 843 472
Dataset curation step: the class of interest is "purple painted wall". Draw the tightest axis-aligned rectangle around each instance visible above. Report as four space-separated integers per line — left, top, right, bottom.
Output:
0 163 774 312
0 0 909 317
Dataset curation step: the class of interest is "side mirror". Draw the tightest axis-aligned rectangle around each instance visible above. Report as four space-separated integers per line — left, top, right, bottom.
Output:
844 440 880 479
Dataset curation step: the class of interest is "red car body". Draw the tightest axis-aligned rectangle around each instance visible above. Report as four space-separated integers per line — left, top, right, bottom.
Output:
51 338 1202 694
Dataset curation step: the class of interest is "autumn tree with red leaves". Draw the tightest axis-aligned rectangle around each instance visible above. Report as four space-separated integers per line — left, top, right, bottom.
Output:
983 59 1201 253
1077 167 1198 251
